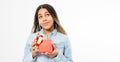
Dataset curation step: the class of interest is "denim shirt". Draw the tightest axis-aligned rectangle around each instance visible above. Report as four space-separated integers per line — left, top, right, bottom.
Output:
22 29 73 62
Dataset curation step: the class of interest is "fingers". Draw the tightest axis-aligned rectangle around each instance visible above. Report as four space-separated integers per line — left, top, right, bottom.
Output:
41 52 51 57
41 47 58 58
43 52 49 55
42 52 57 58
32 46 39 53
31 40 39 52
32 46 37 51
31 40 37 47
32 48 39 58
52 44 57 49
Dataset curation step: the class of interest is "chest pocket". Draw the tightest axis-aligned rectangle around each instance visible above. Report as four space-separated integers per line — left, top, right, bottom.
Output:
54 42 64 53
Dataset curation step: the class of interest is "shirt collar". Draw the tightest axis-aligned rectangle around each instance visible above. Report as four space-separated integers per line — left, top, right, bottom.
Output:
39 29 57 38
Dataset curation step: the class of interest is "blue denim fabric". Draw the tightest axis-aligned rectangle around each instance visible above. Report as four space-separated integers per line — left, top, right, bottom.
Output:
23 29 73 62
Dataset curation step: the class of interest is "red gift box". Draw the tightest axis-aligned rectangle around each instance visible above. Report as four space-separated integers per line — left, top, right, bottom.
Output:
34 34 54 53
39 39 54 53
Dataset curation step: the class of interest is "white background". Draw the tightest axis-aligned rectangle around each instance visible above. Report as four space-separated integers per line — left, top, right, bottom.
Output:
0 0 120 62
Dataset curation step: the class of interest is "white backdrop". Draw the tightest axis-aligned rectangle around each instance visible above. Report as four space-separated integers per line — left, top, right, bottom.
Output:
0 0 120 62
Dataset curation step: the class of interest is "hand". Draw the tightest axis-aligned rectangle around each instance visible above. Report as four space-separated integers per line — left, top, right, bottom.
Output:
42 45 58 58
31 40 39 58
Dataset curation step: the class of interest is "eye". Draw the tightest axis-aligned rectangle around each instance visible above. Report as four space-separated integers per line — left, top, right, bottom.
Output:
38 16 42 19
46 13 50 17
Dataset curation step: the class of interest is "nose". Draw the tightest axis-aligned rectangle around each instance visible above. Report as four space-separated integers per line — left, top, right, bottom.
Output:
42 16 47 22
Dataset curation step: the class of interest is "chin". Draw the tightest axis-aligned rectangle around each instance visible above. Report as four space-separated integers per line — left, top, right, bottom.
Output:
42 25 54 30
43 27 51 30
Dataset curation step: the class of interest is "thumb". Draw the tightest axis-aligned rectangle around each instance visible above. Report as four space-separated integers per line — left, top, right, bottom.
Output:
52 44 57 49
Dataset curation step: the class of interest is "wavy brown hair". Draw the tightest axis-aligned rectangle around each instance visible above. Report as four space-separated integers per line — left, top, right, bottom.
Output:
31 4 67 35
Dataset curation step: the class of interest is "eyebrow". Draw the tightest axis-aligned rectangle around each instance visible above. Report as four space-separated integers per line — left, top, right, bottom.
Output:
45 12 49 14
38 12 49 16
38 14 42 16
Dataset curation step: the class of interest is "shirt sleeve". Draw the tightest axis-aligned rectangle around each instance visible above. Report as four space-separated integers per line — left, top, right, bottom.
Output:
53 37 73 62
22 34 36 62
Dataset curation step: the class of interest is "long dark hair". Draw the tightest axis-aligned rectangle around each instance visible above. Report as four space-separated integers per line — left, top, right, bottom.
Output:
31 4 67 35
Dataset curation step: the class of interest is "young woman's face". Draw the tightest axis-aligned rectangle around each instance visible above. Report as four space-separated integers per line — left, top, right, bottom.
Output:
38 8 54 30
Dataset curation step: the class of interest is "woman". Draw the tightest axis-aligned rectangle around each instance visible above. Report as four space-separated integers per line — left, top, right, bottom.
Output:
23 4 73 62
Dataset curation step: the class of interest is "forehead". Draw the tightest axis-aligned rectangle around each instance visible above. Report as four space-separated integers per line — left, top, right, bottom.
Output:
38 8 49 15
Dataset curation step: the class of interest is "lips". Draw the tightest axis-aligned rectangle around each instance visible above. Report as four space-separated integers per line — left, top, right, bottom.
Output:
42 22 49 26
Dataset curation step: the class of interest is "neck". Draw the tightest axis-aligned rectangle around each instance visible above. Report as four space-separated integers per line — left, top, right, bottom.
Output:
44 27 54 36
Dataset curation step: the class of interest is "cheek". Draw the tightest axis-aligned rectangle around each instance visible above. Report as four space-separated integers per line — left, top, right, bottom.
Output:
50 18 54 25
50 20 54 25
38 20 42 26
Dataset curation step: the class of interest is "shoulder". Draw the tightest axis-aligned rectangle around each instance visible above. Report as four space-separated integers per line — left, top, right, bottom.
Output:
57 32 68 38
53 32 71 48
29 32 38 38
54 32 69 42
27 32 39 43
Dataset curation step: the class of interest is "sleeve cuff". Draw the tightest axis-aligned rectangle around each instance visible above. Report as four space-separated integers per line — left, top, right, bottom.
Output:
53 52 62 61
31 53 37 62
26 53 36 62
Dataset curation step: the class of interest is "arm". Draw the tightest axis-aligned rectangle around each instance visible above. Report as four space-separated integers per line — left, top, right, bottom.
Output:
53 37 73 62
22 35 37 62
